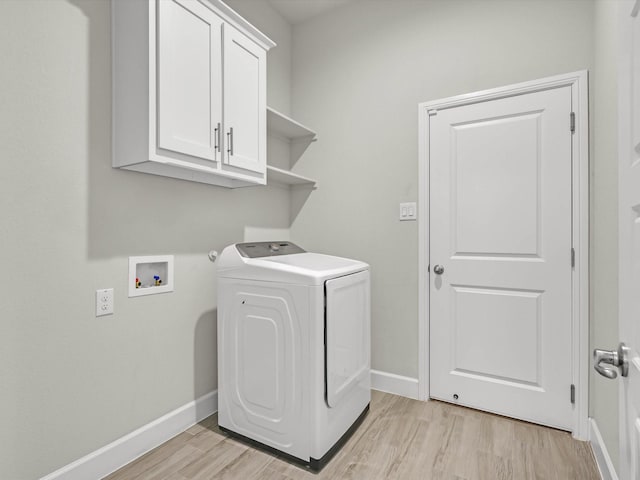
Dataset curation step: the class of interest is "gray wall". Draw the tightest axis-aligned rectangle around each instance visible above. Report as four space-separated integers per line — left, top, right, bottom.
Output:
1 0 622 477
0 1 292 478
591 0 620 471
290 0 596 379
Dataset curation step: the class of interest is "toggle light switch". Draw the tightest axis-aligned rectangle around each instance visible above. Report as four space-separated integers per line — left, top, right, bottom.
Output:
399 202 417 221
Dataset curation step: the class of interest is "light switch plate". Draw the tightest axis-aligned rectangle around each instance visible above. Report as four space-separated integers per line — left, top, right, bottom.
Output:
399 202 417 221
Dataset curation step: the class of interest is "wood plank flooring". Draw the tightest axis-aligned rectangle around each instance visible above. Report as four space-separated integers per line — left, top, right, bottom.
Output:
105 391 600 480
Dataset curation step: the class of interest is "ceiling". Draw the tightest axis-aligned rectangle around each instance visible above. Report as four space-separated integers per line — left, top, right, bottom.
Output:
268 0 355 25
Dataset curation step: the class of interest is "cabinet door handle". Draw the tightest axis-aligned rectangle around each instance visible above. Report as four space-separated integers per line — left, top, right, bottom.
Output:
214 122 221 153
227 127 234 157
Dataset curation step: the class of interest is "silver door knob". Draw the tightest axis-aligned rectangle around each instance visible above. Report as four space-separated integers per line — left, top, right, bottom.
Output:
593 343 629 379
433 265 445 275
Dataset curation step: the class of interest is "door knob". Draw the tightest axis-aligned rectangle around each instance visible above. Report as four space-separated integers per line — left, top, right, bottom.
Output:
593 343 629 379
433 265 445 275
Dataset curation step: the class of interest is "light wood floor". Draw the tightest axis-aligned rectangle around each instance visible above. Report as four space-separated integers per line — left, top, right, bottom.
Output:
105 391 600 480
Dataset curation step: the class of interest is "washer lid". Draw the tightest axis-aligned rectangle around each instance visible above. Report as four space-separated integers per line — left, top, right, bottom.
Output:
217 243 369 285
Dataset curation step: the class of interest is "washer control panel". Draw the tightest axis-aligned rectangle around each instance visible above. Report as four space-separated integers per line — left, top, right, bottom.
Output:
236 241 306 258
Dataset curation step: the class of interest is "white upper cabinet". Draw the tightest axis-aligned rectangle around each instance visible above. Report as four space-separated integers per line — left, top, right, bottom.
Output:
223 26 266 173
112 0 274 188
157 0 222 162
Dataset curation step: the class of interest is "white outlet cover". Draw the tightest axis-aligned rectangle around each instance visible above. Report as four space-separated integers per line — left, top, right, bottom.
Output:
96 288 114 317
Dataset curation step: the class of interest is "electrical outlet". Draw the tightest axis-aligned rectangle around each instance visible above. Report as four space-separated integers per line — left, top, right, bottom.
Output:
96 288 114 317
399 202 417 221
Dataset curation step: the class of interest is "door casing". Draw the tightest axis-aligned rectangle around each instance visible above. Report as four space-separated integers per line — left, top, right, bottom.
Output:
417 70 590 440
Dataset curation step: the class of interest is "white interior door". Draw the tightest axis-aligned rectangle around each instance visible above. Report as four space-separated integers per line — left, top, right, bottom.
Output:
156 0 222 161
223 25 266 174
429 85 574 430
618 1 640 477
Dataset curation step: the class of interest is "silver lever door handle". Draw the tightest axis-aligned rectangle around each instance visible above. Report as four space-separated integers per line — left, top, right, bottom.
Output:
593 349 619 379
593 343 629 379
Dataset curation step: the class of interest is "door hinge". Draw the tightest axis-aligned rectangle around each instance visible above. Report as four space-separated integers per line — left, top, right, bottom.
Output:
571 247 575 268
570 112 575 133
570 384 576 404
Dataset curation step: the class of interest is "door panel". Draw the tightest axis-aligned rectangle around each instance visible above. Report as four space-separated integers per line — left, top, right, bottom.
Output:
156 0 222 161
223 25 266 174
619 1 640 477
325 271 370 408
451 286 542 387
430 86 573 429
453 112 541 257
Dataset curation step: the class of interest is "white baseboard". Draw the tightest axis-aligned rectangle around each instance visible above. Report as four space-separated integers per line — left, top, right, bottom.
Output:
371 369 419 400
590 418 618 480
40 390 218 480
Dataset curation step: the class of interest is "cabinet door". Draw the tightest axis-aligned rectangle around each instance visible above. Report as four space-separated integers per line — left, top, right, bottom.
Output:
223 25 266 174
157 0 222 162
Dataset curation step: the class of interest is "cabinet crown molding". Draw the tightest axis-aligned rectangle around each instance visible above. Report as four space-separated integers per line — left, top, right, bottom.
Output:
201 0 276 51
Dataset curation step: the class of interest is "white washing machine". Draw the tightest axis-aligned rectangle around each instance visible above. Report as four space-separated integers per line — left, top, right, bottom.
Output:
217 241 371 470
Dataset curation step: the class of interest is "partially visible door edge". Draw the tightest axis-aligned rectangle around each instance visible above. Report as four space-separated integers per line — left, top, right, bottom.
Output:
417 70 590 440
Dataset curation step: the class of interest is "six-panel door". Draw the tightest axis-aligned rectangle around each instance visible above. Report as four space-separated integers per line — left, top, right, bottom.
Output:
429 86 574 430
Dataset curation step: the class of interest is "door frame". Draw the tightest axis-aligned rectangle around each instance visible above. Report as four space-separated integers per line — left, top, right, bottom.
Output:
417 70 590 440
